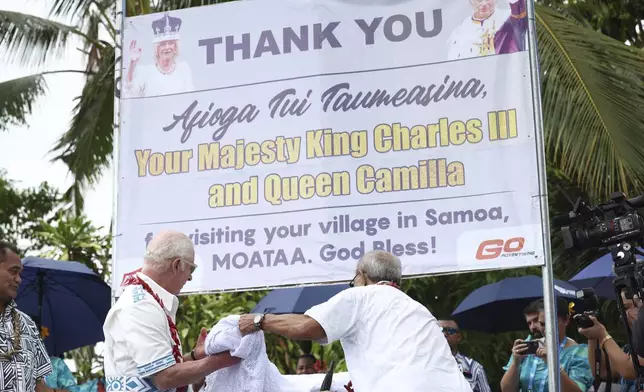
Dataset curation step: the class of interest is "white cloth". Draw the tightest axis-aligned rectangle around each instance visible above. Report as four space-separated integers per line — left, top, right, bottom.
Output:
103 272 181 391
446 5 512 60
125 61 194 98
203 316 346 392
304 285 473 392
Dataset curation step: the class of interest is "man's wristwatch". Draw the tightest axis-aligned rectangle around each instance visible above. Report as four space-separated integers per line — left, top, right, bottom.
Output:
253 313 265 330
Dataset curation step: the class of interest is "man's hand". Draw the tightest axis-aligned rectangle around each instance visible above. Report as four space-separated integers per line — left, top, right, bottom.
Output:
238 314 258 336
511 339 529 362
536 345 548 363
577 315 608 341
193 327 208 359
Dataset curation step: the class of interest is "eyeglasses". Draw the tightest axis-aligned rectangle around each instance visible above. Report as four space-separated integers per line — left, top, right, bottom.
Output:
179 258 197 274
349 271 361 287
441 327 459 335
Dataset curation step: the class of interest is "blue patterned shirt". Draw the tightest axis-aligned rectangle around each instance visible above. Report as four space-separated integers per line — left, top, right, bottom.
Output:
503 338 593 392
45 356 102 392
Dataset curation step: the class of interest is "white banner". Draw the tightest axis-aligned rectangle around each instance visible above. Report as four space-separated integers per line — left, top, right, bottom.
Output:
116 0 545 293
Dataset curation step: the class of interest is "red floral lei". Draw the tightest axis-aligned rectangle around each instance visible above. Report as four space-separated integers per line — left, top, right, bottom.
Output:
122 272 187 392
376 281 401 289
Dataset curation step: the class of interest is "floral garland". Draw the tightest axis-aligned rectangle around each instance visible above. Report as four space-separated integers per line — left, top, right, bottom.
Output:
376 281 401 290
0 307 22 360
122 274 186 392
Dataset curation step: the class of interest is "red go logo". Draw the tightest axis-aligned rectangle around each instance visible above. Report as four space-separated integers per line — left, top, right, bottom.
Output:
475 237 525 260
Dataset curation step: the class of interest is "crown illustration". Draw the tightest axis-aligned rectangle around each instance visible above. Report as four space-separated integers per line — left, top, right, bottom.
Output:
151 13 181 43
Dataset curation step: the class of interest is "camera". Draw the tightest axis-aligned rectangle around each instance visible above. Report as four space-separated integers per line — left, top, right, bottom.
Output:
572 288 599 328
556 191 644 387
524 340 540 355
555 192 644 254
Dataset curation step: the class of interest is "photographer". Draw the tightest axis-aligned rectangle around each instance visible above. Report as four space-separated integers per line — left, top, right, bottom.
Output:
578 289 642 390
500 297 593 392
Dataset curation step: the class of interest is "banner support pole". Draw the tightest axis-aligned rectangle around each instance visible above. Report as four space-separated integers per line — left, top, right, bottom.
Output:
111 0 127 306
526 0 560 390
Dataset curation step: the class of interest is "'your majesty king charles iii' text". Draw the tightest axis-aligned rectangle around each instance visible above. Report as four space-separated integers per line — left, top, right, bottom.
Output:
132 78 521 209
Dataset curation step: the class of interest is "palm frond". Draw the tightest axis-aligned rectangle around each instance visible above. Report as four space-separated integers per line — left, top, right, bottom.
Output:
127 0 152 16
78 0 117 40
50 45 115 212
536 5 644 201
62 183 85 217
151 0 235 13
81 12 102 72
48 0 95 19
0 10 76 67
0 75 47 132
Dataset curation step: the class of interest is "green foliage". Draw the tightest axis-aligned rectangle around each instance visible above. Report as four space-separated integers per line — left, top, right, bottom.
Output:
51 44 115 213
0 0 643 390
0 75 47 132
35 212 112 279
537 0 644 48
176 291 266 349
0 171 110 382
0 170 62 252
0 10 73 67
536 3 644 201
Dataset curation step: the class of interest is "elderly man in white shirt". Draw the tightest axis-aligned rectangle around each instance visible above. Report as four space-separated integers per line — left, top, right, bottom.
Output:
103 231 240 392
238 250 473 392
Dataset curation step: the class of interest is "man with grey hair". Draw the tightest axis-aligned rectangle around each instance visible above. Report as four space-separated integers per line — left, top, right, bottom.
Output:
103 231 240 392
238 250 472 392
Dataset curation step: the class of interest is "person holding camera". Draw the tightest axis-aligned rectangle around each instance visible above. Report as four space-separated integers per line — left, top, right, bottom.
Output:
577 289 643 391
500 297 594 392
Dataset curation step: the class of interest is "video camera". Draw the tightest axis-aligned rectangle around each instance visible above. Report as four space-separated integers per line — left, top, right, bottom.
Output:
556 191 644 389
555 191 644 299
555 192 644 254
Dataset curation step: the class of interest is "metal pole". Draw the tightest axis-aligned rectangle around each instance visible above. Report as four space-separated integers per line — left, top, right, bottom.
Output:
37 271 44 331
111 0 127 306
525 0 560 390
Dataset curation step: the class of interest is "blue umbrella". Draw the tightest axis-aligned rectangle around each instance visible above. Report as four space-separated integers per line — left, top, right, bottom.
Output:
451 275 582 333
252 283 349 314
568 250 644 300
16 257 111 356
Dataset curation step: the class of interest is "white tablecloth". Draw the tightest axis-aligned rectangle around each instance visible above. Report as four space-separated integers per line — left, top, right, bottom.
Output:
203 315 350 392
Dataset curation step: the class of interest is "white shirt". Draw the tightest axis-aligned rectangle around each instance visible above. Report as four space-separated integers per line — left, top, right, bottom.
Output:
446 7 512 61
125 61 194 98
305 285 473 392
103 273 181 391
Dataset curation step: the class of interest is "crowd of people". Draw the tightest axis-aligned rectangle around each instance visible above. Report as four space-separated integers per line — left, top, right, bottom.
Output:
2 233 644 392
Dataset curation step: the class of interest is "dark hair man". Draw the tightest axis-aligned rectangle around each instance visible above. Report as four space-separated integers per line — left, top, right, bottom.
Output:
500 297 593 392
0 241 53 392
439 319 491 392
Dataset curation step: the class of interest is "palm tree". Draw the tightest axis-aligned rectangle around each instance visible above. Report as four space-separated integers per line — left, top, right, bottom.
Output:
0 0 228 212
1 0 643 211
3 3 643 387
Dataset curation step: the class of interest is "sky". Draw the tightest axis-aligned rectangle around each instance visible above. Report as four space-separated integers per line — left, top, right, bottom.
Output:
0 0 113 232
